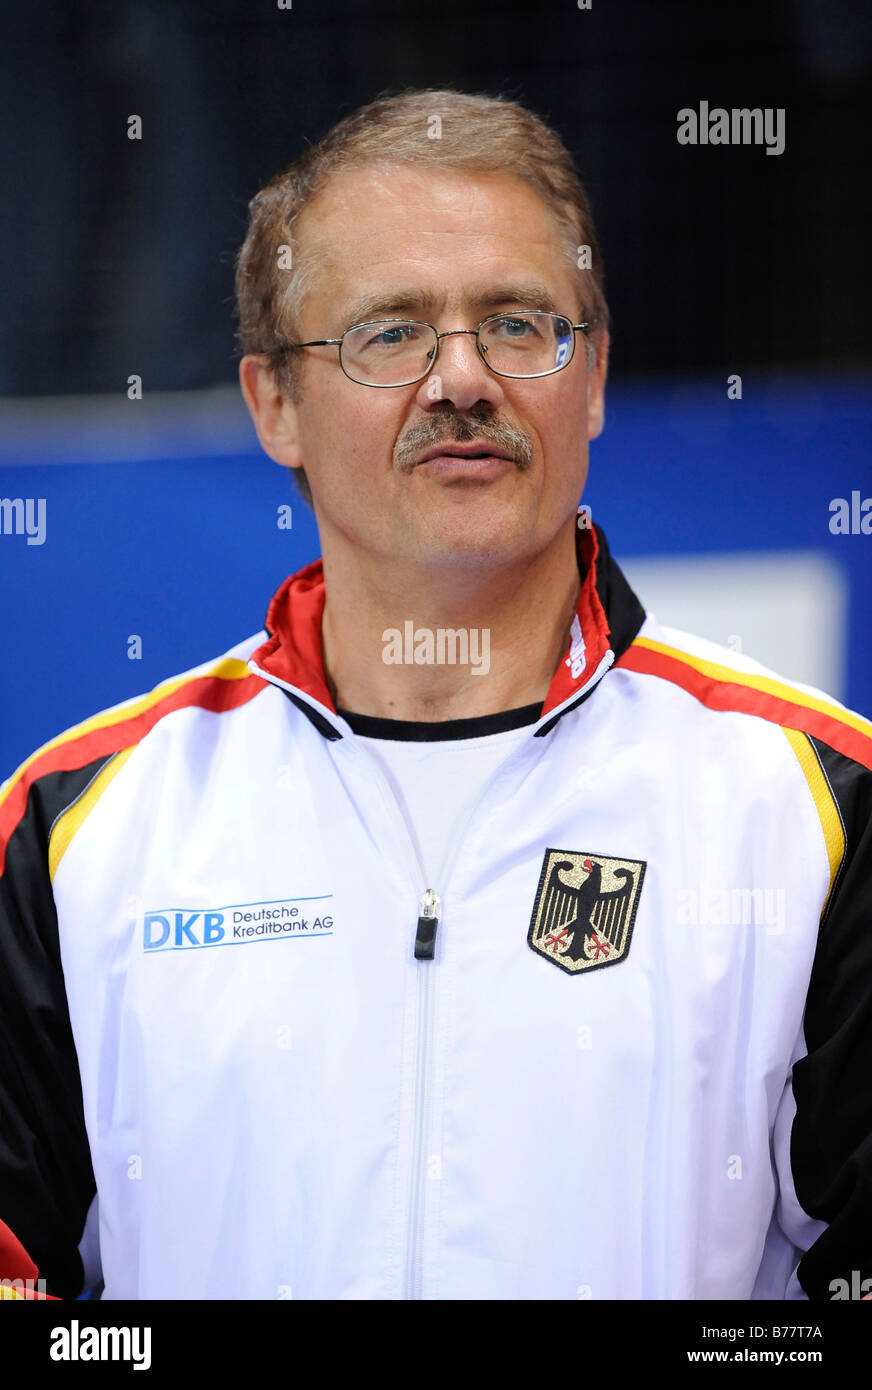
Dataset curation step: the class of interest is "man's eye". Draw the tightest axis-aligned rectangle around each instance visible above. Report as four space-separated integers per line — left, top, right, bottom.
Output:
365 324 416 349
496 316 536 337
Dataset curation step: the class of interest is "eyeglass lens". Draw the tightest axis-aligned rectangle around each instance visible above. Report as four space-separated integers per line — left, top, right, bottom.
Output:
339 313 575 385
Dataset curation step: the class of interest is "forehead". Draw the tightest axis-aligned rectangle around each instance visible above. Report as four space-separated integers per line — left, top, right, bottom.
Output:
293 165 576 326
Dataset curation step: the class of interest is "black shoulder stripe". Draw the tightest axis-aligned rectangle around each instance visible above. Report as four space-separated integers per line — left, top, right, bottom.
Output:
0 762 104 1298
791 743 872 1299
591 522 647 662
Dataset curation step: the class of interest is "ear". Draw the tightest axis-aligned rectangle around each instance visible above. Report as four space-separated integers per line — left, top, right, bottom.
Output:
238 354 303 472
585 329 609 441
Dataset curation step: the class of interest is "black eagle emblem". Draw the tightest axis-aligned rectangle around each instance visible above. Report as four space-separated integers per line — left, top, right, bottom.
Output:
528 849 646 975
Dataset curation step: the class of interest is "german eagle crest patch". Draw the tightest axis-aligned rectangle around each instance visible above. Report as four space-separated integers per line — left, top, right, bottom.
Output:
528 848 646 975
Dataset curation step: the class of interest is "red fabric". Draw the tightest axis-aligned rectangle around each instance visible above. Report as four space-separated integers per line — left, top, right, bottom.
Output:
540 525 611 717
251 558 335 711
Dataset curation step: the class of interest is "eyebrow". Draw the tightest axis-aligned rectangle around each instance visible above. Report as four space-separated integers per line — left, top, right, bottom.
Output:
339 284 561 329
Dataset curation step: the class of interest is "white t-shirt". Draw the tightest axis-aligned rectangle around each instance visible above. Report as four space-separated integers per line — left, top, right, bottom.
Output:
337 704 541 884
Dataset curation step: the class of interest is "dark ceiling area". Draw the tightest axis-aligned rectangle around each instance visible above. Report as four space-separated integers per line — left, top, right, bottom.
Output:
1 0 868 395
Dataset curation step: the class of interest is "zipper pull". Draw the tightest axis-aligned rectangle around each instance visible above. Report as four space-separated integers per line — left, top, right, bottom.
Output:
414 889 441 960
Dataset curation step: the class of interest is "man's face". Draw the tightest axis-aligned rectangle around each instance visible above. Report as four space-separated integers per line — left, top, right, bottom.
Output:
254 164 607 571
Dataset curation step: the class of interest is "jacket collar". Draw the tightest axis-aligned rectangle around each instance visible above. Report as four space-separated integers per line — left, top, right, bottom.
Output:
248 518 646 740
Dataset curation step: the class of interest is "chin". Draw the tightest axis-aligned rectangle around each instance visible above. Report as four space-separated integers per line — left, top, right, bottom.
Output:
415 509 540 567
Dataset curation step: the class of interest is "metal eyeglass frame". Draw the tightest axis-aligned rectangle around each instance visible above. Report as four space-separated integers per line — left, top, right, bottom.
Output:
278 312 592 387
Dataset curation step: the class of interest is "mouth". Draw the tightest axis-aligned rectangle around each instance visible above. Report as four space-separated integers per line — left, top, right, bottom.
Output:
414 441 515 465
412 441 517 480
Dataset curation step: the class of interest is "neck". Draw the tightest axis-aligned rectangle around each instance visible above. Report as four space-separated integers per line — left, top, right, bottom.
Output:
319 523 582 721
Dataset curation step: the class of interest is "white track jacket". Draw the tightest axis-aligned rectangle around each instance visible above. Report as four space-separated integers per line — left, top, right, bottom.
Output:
1 523 871 1300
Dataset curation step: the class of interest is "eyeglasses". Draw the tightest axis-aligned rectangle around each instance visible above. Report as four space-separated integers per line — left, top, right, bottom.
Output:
277 311 591 388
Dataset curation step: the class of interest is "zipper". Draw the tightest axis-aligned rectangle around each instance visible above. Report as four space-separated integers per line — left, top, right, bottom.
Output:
349 736 545 1301
414 888 440 960
336 741 432 1299
405 899 436 1300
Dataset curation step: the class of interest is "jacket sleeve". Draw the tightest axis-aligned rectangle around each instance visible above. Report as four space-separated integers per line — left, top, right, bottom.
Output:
0 758 107 1299
776 737 872 1300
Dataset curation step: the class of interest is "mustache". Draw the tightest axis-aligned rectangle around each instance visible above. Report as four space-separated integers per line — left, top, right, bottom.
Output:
393 407 533 473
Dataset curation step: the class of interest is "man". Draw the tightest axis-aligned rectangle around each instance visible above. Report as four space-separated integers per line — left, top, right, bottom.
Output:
1 89 870 1301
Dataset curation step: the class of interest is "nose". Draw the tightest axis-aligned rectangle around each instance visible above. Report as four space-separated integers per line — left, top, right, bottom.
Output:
414 329 506 414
